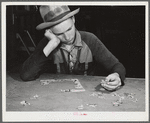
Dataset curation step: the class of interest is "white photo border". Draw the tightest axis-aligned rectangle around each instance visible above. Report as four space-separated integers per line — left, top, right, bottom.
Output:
2 1 149 122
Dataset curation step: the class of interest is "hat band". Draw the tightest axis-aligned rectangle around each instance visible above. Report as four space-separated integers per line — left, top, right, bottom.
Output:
44 11 71 22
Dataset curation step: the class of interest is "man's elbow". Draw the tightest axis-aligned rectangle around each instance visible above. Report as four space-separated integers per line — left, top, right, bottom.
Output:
20 72 37 82
20 72 30 81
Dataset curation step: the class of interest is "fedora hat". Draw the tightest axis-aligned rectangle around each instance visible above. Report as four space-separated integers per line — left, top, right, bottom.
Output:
36 5 80 30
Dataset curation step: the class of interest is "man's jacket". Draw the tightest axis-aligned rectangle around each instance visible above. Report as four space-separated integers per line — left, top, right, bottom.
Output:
20 31 126 84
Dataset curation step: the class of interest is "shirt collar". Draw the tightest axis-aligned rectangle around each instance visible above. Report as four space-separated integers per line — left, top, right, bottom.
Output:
60 30 83 51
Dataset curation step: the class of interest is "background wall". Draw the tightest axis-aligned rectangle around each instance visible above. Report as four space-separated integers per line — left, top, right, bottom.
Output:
6 5 145 78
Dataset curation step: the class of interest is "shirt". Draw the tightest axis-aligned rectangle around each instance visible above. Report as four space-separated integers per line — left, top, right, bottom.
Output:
53 31 92 74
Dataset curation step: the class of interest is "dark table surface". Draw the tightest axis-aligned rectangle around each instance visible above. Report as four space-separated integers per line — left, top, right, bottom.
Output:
6 73 145 112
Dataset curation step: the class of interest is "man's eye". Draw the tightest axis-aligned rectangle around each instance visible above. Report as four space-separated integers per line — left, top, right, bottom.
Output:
68 27 72 31
68 28 71 31
56 34 61 37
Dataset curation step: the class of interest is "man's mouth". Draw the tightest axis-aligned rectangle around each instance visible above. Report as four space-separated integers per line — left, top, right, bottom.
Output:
65 38 74 44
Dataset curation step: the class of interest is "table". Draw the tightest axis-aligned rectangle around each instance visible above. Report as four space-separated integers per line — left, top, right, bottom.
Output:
6 73 145 111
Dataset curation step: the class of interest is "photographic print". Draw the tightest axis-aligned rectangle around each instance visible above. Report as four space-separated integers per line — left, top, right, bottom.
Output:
2 1 149 122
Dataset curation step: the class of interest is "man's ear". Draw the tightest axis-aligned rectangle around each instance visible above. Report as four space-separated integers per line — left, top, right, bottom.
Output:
72 16 75 23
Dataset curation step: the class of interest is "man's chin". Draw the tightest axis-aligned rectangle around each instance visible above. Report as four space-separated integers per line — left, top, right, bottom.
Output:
64 39 74 45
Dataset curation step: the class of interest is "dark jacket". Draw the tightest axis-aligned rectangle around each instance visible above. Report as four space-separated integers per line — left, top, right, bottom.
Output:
20 31 126 84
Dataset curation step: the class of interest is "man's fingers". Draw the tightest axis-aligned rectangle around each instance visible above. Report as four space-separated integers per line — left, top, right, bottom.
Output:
101 79 120 86
105 81 120 86
101 83 121 91
102 83 117 90
45 29 57 39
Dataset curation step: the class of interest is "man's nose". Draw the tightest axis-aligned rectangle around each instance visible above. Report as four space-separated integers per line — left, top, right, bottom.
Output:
64 32 70 40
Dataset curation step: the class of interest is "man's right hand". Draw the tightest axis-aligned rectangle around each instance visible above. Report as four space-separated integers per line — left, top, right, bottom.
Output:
43 29 60 57
44 29 60 49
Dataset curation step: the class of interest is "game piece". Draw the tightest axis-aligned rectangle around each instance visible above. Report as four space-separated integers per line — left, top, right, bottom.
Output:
131 98 138 103
30 94 39 99
97 92 103 96
20 101 30 106
112 92 118 96
119 96 125 100
130 93 136 95
75 86 82 88
74 84 83 88
116 99 123 104
72 79 79 84
89 92 97 96
112 95 124 106
124 93 136 100
61 89 71 92
128 95 134 99
136 88 143 91
86 104 97 108
40 79 58 85
71 89 85 92
89 92 105 99
97 92 105 99
40 81 50 85
112 101 120 106
60 89 66 92
124 92 134 97
98 95 105 99
77 105 84 110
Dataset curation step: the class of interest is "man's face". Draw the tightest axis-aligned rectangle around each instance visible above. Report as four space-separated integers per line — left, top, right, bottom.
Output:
50 17 76 45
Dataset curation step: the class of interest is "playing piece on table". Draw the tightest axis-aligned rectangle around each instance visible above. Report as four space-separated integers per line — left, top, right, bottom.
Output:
77 105 84 110
61 89 71 92
30 94 39 99
71 89 85 92
131 98 138 103
86 104 97 108
112 92 119 97
112 101 120 106
112 97 124 106
89 92 105 99
89 92 98 96
20 100 30 106
123 92 138 102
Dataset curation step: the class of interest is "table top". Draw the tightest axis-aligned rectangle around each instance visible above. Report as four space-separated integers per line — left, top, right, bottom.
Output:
6 73 145 112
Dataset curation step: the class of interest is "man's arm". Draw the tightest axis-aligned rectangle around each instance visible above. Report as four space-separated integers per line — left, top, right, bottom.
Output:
20 37 52 81
20 30 60 81
80 31 126 84
92 38 126 85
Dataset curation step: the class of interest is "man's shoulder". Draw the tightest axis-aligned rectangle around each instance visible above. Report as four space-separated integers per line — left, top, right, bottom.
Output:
79 31 99 44
79 31 96 38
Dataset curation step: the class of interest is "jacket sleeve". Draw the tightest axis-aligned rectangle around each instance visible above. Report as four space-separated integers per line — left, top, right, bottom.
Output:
82 32 126 85
20 37 53 81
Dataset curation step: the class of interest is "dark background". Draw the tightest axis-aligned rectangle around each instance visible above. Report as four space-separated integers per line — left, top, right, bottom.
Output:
6 5 145 78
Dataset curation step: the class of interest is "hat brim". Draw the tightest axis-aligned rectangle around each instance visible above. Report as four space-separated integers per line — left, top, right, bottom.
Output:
36 8 80 30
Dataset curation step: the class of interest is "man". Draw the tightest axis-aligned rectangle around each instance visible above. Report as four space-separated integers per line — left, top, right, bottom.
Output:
20 5 126 91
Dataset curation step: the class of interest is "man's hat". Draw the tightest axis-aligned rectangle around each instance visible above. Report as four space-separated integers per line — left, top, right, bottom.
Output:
36 5 80 30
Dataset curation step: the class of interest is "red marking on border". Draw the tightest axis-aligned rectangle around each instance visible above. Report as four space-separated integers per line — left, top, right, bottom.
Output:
73 112 87 116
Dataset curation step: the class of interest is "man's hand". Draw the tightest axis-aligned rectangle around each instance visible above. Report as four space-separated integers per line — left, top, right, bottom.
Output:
101 73 122 91
43 29 60 57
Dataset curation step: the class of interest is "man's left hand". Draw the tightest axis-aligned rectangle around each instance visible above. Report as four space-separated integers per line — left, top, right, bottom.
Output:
101 73 122 91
